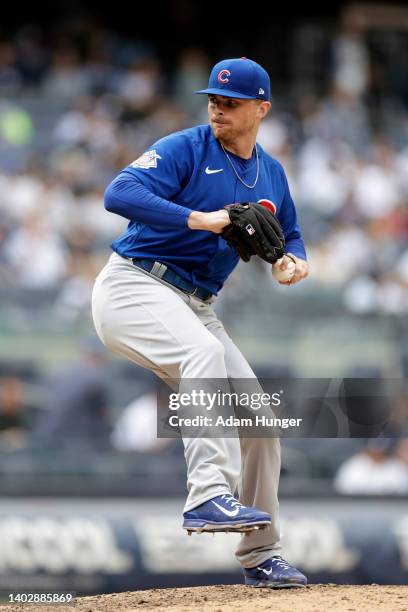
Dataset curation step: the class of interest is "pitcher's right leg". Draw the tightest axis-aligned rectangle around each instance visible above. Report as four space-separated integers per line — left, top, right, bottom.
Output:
91 254 241 511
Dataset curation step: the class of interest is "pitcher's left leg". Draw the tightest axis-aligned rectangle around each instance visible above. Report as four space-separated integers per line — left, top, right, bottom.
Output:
190 299 282 565
235 435 282 567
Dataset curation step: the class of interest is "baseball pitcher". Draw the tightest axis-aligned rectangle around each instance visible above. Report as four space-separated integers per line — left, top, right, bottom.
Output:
92 58 309 588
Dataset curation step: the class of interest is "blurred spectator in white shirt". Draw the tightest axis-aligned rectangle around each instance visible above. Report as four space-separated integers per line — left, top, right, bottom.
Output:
115 56 162 115
111 391 174 453
297 138 352 216
334 439 408 495
331 8 369 100
308 221 374 286
3 209 67 288
43 45 89 99
352 139 404 220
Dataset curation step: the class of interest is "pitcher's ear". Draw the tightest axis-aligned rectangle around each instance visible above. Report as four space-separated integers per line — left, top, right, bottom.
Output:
259 100 271 119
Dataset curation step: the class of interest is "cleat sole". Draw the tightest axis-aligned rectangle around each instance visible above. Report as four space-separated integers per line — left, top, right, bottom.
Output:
183 520 271 534
245 580 306 589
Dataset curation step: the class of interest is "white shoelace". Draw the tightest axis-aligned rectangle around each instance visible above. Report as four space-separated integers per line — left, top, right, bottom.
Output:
272 557 292 569
220 494 245 509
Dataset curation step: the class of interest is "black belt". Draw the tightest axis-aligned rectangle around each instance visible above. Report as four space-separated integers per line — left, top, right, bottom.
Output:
132 259 214 302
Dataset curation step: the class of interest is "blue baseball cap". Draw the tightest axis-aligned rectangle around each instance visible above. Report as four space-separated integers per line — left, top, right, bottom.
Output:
195 57 270 101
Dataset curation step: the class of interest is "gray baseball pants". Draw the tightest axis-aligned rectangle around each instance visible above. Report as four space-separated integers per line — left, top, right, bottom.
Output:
91 252 282 567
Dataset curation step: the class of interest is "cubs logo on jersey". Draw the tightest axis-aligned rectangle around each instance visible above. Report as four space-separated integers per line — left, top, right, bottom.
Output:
130 150 162 170
258 199 277 214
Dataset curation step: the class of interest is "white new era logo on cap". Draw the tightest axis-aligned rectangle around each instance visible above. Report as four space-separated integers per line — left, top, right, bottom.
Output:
258 88 265 95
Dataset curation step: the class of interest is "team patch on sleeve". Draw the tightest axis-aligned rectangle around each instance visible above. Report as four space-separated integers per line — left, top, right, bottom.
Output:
130 150 162 169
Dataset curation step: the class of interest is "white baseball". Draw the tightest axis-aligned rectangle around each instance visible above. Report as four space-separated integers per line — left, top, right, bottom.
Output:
272 259 296 282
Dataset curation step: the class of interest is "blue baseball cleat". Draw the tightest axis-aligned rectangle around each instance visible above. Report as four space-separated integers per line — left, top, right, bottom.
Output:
243 556 307 588
183 494 272 534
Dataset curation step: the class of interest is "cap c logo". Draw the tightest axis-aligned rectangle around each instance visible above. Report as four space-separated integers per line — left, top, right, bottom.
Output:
217 69 231 84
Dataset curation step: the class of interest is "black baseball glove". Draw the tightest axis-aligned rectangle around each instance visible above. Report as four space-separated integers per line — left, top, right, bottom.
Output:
222 202 285 263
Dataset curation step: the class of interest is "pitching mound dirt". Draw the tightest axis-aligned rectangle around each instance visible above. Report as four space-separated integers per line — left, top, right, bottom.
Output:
3 584 408 612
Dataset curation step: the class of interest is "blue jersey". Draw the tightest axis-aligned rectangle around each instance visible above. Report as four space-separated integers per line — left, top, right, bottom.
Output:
105 124 306 295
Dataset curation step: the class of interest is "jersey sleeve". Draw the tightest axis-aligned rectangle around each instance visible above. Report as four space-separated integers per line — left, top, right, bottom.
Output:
124 131 194 199
104 131 195 229
276 164 307 260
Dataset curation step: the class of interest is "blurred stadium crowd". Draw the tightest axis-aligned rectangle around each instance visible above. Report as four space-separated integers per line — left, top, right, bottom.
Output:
0 7 407 496
0 9 407 315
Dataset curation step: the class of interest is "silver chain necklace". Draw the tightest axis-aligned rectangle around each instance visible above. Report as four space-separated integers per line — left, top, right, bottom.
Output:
220 141 259 189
